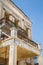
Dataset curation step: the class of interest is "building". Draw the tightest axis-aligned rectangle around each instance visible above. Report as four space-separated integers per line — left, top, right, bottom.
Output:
0 0 42 65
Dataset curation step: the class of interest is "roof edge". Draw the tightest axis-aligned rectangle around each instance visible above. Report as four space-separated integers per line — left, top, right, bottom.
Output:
9 0 32 23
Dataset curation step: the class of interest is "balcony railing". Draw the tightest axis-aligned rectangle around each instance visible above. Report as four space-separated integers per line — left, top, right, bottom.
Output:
18 28 38 48
0 18 38 48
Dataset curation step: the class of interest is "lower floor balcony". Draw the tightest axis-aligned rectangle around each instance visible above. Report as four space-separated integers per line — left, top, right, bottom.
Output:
0 36 41 65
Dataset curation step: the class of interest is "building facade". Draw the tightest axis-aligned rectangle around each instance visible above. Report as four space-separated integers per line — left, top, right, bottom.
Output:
0 0 42 65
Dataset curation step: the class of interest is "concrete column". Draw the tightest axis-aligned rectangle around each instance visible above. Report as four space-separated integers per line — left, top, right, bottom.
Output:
10 27 17 37
9 43 17 65
38 55 43 65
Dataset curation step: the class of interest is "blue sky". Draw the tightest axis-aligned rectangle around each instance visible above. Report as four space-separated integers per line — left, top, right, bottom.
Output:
12 0 43 55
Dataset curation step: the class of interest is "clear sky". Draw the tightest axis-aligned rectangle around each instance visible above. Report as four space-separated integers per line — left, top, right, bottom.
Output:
12 0 43 55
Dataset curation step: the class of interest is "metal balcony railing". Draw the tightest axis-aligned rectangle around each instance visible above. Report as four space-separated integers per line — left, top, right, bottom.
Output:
0 18 38 48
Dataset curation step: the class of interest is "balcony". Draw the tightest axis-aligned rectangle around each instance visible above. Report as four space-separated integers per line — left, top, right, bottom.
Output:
0 18 39 49
18 26 38 48
0 17 41 59
0 36 41 57
0 36 41 65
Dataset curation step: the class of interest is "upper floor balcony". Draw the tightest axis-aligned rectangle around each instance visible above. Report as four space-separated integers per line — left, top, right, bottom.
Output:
0 36 41 65
0 17 38 48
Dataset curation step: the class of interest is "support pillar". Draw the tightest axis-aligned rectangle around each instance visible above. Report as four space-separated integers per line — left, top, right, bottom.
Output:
9 43 17 65
38 55 43 65
9 27 17 65
10 27 17 37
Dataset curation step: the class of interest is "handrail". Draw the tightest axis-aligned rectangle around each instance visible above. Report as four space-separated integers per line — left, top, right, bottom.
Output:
18 28 38 48
0 36 41 52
